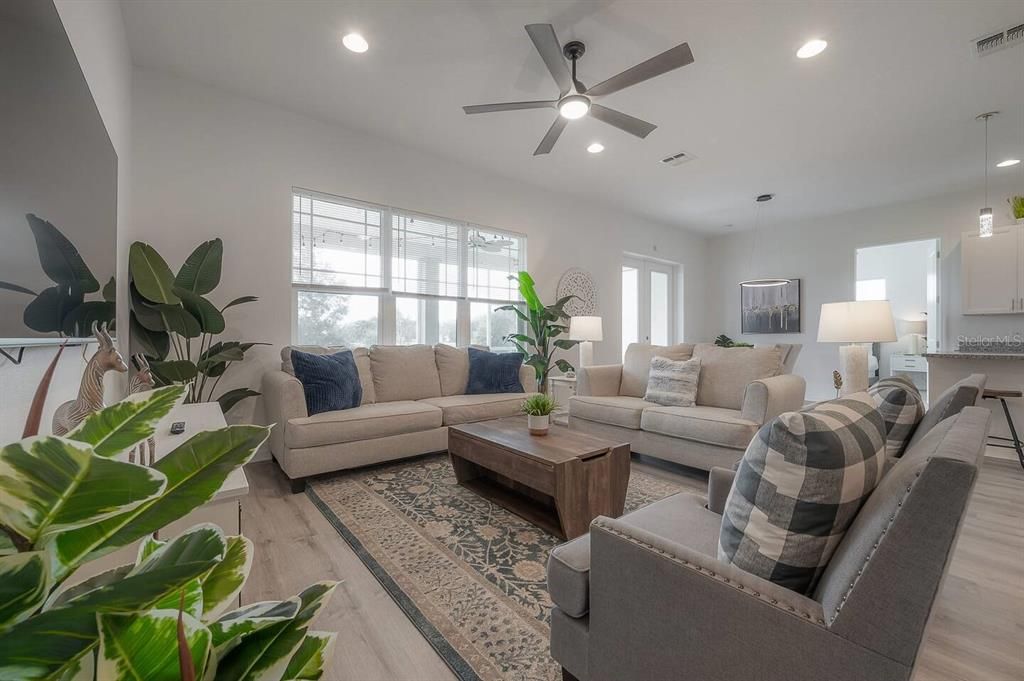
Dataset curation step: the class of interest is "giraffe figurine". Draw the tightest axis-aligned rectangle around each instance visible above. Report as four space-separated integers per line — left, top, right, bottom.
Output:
127 354 157 465
52 322 128 437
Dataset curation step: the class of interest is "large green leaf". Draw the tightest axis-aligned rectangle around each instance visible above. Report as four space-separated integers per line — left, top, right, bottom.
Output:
0 532 15 556
129 243 180 305
208 600 300 657
0 281 37 296
0 551 49 628
150 359 200 384
198 342 267 378
514 271 542 312
97 610 211 681
130 283 168 332
129 311 170 361
157 304 202 339
48 426 269 575
553 339 579 350
0 605 99 679
44 563 133 611
201 535 252 619
0 437 166 545
61 301 116 337
69 385 185 458
153 577 204 621
27 214 99 292
174 239 223 295
175 289 225 334
214 582 337 681
23 285 83 334
217 389 260 415
102 276 117 303
282 632 336 681
221 296 258 312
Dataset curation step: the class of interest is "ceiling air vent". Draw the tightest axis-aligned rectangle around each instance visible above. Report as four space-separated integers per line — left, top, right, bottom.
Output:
973 21 1024 57
660 150 695 167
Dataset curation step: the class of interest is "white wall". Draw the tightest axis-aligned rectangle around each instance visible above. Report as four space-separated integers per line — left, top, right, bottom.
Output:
0 1 132 444
706 176 1023 400
129 69 708 441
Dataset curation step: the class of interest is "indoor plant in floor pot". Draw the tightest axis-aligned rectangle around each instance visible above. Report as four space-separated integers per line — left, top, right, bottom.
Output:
523 393 557 435
1011 196 1024 225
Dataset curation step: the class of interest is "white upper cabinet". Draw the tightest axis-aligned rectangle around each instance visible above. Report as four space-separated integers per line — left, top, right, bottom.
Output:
962 226 1022 314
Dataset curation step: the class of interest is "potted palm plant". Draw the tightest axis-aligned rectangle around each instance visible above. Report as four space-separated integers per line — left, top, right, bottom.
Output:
522 393 557 435
1010 196 1024 225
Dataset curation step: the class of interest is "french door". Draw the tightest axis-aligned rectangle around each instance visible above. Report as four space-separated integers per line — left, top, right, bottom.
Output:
622 256 675 356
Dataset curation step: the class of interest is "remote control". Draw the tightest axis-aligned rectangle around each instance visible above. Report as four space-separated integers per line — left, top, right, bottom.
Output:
170 421 186 435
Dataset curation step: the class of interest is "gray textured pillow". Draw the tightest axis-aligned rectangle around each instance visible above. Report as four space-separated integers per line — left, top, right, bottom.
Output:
719 392 887 594
644 356 701 407
867 376 925 457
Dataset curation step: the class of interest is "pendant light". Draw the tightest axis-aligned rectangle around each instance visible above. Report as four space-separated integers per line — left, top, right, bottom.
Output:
740 193 790 288
977 111 998 238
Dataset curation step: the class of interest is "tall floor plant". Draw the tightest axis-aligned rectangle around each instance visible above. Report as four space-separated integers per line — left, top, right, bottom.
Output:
0 385 337 680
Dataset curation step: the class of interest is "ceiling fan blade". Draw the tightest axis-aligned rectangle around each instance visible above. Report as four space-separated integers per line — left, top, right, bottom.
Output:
584 42 694 98
525 24 573 96
589 104 657 138
463 100 557 114
534 116 568 155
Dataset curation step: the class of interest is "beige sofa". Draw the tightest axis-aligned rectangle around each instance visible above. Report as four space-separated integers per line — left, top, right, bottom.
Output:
263 344 536 491
568 342 805 471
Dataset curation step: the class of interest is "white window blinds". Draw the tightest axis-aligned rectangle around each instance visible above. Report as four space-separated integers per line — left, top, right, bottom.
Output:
466 227 524 301
391 211 461 297
292 191 383 289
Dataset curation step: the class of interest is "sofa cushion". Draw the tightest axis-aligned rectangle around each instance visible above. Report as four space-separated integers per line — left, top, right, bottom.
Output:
692 344 782 410
906 373 985 449
640 405 759 450
290 349 362 415
420 393 536 426
434 344 488 396
547 493 719 617
369 345 442 402
285 400 442 449
719 392 887 595
281 345 375 404
569 395 651 429
867 376 926 456
619 343 695 398
466 347 526 394
644 356 701 407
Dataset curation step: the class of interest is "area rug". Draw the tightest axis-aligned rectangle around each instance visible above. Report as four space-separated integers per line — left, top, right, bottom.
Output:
306 453 705 681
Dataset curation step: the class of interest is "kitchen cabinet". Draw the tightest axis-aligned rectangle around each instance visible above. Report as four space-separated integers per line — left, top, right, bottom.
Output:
961 225 1023 314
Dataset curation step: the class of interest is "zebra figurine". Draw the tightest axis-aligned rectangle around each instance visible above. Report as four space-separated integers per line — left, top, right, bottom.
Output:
52 322 128 437
127 354 157 465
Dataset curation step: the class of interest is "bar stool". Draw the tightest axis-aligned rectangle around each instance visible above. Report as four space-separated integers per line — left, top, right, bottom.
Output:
982 388 1024 470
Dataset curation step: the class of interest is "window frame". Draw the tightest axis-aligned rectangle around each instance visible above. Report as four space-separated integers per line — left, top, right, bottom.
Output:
291 188 526 347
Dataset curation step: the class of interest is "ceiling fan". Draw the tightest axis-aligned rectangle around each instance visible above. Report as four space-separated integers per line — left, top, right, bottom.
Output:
463 24 694 156
469 232 515 252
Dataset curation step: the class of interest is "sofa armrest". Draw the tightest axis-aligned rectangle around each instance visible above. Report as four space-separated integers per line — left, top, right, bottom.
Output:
262 370 307 457
519 364 537 393
584 518 905 681
576 364 623 397
706 466 737 515
740 373 807 425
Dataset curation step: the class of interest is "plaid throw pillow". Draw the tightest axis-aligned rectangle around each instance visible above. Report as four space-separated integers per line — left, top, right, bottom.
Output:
718 392 887 594
644 356 701 406
867 376 925 457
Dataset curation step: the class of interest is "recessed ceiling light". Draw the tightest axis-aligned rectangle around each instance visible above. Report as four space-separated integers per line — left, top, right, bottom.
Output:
587 142 604 154
796 39 827 59
342 33 369 53
559 95 590 120
997 159 1021 168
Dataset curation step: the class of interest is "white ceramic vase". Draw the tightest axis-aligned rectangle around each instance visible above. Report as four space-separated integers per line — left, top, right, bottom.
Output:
1017 217 1024 226
528 414 550 435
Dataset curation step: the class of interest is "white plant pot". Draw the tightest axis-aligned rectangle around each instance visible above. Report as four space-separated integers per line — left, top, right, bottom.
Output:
528 414 550 435
1017 218 1024 226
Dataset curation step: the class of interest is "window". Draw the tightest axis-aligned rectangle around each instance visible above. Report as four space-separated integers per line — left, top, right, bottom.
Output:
292 189 525 348
622 256 678 357
856 278 887 301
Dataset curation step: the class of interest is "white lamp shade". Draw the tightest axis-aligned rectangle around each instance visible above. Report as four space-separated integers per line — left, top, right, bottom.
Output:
817 301 897 343
569 316 603 342
898 318 927 336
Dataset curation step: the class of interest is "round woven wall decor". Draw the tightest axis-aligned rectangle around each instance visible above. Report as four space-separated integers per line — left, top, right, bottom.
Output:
557 268 598 316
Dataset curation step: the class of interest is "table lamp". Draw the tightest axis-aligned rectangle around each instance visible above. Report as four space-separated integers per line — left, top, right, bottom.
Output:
569 316 603 369
899 318 928 355
817 301 897 395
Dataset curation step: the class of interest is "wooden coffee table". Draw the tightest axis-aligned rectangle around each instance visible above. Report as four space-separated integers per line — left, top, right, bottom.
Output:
448 417 631 539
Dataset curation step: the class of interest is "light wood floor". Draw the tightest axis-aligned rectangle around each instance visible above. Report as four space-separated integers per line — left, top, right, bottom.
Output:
240 453 1024 681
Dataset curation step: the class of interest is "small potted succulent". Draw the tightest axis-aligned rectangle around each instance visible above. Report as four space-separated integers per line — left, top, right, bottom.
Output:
522 393 557 435
1010 196 1024 225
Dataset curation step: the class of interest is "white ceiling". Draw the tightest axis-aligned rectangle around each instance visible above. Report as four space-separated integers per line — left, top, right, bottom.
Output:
120 0 1024 233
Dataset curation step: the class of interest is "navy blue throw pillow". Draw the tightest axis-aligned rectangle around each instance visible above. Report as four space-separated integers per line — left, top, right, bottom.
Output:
290 349 363 415
466 347 525 394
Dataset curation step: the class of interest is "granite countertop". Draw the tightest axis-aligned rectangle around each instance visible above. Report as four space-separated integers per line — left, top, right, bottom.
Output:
923 352 1024 361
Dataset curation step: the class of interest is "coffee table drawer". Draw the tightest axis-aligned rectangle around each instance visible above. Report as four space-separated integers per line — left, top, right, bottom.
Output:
449 432 555 495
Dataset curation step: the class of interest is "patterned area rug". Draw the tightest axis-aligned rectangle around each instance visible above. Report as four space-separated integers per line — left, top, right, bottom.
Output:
307 453 705 681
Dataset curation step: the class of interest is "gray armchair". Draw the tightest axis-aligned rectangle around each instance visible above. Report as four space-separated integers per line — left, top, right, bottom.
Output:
549 394 990 680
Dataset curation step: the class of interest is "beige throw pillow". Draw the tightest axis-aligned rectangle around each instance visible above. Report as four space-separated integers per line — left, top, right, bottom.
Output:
370 344 442 402
619 343 695 397
434 344 489 396
692 344 782 410
644 357 701 407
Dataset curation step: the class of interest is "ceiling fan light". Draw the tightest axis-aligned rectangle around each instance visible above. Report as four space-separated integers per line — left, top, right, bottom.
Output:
342 33 369 53
559 95 590 120
996 159 1021 168
796 39 827 59
587 142 604 153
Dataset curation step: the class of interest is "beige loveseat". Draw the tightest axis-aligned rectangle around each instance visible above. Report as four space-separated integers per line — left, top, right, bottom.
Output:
263 344 536 492
568 342 805 471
